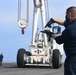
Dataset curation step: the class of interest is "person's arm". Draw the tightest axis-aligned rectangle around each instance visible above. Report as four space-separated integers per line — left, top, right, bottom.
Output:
54 19 65 25
45 18 65 28
51 28 71 44
41 28 71 44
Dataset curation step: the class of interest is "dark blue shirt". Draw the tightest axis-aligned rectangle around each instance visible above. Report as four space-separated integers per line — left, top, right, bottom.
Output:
55 19 76 55
64 20 70 28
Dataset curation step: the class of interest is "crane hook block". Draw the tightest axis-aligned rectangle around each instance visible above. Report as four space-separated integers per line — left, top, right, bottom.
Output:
18 19 28 29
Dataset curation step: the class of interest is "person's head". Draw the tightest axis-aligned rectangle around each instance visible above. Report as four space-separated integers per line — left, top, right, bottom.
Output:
66 6 76 23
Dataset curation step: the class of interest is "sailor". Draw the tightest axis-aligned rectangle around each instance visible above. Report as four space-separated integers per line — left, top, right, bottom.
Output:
0 53 3 65
43 6 76 75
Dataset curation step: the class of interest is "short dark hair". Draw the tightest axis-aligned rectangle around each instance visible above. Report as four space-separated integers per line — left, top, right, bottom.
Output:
66 6 76 15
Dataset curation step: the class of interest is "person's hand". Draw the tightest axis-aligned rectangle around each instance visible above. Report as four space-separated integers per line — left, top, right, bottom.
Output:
45 18 55 28
41 30 54 37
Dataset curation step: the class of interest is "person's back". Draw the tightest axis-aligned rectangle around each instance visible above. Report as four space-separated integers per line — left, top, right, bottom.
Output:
64 19 76 55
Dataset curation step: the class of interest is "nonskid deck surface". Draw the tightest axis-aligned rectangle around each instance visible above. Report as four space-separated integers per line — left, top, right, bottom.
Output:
0 63 64 75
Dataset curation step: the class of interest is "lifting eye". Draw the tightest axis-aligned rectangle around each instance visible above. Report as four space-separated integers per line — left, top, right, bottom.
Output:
34 51 36 53
37 50 39 54
40 51 42 53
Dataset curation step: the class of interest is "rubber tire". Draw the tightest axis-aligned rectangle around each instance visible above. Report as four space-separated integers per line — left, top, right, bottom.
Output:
52 49 62 69
17 48 26 68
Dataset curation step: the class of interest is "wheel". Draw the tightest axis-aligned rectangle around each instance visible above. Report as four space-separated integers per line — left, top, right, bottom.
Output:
17 48 26 68
52 49 62 69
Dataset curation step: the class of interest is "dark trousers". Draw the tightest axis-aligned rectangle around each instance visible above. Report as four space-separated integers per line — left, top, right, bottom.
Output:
64 56 76 75
0 55 3 65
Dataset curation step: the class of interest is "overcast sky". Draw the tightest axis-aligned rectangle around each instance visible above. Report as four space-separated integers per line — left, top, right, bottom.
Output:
0 0 76 62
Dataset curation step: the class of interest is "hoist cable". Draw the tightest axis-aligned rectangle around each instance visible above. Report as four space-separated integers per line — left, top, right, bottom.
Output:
45 0 49 22
18 0 21 21
47 0 49 20
26 0 29 23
